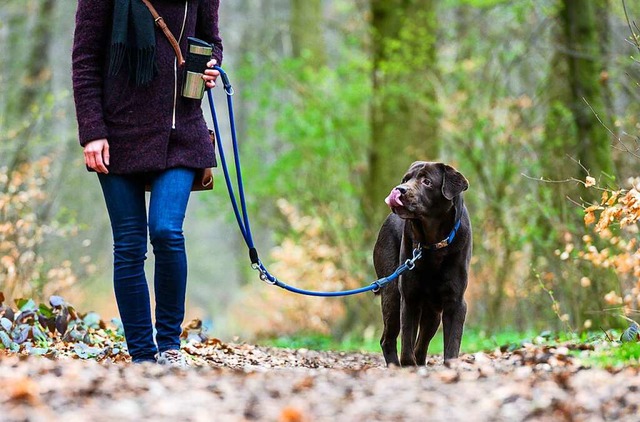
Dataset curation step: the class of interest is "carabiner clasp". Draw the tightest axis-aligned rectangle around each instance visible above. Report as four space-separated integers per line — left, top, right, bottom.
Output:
404 258 416 271
412 247 422 262
403 247 423 271
252 262 276 285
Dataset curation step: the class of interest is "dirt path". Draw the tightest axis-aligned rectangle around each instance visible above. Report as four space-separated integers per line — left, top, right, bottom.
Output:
1 343 639 421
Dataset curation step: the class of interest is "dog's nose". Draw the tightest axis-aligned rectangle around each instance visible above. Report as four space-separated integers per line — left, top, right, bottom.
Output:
396 185 407 195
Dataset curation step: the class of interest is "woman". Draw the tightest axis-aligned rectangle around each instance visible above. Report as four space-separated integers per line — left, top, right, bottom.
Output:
72 0 223 366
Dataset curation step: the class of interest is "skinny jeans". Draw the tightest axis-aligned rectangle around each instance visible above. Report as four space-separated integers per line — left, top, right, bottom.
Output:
98 167 195 363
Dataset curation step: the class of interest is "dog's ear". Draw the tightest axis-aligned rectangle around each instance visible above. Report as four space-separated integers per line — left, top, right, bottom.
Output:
440 164 469 200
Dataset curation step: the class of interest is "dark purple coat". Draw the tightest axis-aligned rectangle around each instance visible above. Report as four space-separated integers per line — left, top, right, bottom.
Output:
72 0 223 174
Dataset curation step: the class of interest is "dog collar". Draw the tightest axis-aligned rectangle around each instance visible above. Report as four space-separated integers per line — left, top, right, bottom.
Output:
419 219 462 251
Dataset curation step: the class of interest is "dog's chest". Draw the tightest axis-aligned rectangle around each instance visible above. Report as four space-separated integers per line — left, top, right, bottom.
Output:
410 251 457 296
417 249 446 271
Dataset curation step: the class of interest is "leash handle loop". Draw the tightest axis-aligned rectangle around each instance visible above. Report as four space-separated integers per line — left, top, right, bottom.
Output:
213 66 234 95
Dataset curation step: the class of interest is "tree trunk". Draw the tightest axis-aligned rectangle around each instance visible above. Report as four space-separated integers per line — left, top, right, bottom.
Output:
290 0 326 66
560 0 614 178
363 0 440 229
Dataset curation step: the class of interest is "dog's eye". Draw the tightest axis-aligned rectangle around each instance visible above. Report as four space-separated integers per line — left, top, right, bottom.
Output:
422 178 433 188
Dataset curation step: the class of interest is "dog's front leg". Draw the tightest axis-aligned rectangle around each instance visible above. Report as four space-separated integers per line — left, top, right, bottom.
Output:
442 297 467 361
399 280 420 367
414 304 441 366
379 286 401 367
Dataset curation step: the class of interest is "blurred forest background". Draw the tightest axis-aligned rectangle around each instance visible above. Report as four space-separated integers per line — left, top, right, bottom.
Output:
2 0 640 345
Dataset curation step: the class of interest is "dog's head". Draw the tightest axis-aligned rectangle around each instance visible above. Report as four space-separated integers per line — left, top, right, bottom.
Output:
385 161 468 219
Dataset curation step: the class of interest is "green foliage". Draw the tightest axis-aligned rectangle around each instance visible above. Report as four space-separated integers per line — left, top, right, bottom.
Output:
238 52 371 218
437 3 554 329
263 332 362 352
233 41 375 321
263 328 536 354
443 0 512 8
261 327 640 369
497 329 640 368
375 8 438 107
0 292 127 359
584 342 640 367
0 293 229 363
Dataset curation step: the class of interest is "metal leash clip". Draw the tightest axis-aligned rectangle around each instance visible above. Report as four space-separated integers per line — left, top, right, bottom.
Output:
252 262 276 285
404 247 423 271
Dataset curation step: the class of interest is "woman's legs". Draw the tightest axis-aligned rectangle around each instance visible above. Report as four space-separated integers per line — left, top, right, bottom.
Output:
98 173 157 362
148 167 195 353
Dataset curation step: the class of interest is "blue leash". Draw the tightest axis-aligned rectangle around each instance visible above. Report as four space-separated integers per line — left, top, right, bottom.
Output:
207 66 426 296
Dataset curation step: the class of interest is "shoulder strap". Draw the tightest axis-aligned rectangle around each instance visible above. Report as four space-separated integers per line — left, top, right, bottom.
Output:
140 0 185 66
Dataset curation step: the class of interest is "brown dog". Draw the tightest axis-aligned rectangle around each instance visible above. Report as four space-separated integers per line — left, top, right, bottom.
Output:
373 161 472 366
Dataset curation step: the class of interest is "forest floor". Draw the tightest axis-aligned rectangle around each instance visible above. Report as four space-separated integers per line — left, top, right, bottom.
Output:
1 341 640 422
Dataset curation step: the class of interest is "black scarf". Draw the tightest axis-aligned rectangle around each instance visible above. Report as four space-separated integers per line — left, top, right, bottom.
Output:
108 0 168 86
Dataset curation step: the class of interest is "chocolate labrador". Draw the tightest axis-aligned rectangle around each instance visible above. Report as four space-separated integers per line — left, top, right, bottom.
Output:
373 161 472 366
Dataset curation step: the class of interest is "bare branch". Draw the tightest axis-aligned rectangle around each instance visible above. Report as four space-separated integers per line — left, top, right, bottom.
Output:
619 314 640 326
623 0 640 54
566 196 586 209
600 327 614 342
566 155 591 177
582 97 640 160
520 173 576 184
612 131 640 159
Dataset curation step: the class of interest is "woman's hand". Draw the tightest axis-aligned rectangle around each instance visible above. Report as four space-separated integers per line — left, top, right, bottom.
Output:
203 59 220 89
84 138 110 174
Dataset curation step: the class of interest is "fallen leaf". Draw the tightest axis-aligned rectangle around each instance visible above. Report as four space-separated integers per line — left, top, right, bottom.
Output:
279 406 305 422
9 377 40 405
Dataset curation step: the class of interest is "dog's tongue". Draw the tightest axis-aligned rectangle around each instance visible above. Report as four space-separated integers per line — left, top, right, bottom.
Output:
385 188 404 208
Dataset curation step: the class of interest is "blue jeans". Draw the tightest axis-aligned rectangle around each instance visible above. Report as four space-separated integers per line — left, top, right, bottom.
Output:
98 168 196 363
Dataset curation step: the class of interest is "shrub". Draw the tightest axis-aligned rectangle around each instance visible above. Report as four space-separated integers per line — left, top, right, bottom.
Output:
0 158 87 301
579 177 640 316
